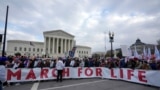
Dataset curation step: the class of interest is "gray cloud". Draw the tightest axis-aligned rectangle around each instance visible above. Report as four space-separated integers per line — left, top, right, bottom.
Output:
0 0 160 53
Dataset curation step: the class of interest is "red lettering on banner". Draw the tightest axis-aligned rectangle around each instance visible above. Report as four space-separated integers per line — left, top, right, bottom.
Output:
120 69 123 78
26 69 36 80
63 68 69 77
40 68 49 78
111 69 117 78
96 68 102 76
7 69 21 80
85 68 93 76
7 68 155 87
52 69 57 77
78 68 82 77
138 71 147 83
127 69 134 80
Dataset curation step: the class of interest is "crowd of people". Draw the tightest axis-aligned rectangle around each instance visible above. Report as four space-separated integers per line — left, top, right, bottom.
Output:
0 54 160 89
0 55 160 70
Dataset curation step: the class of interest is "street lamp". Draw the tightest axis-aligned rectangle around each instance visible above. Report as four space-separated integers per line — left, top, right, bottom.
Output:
109 31 114 58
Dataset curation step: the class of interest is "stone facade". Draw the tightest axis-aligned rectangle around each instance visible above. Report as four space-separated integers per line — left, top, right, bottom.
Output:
43 30 75 57
6 30 92 58
130 38 155 54
7 40 44 56
74 45 91 58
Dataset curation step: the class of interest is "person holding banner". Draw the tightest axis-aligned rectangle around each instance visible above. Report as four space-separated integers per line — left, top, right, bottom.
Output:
56 58 65 82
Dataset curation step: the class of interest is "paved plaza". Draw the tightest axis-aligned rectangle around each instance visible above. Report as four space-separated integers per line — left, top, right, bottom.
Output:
4 78 159 90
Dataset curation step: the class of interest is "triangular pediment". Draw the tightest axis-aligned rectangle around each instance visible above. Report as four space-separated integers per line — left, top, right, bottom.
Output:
43 30 74 38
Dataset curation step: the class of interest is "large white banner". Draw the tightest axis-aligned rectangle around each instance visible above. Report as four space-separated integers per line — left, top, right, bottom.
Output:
102 68 160 87
6 67 160 87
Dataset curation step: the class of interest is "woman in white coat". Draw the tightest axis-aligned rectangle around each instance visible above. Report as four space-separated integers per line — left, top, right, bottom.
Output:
56 58 65 82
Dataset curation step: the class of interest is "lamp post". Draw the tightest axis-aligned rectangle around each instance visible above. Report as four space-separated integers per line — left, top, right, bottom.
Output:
109 31 114 58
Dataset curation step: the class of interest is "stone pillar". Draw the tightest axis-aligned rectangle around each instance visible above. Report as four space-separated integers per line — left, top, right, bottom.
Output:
61 38 63 54
44 37 47 55
64 39 67 53
48 37 51 55
68 39 70 51
56 38 59 54
70 40 73 49
52 37 55 54
46 37 49 54
66 39 68 52
50 37 52 54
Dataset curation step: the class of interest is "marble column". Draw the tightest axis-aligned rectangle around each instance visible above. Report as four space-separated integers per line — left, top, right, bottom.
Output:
68 39 70 51
63 39 65 53
48 37 51 54
46 37 49 54
70 40 73 50
52 37 55 54
61 38 63 54
56 38 59 54
64 39 67 53
44 37 47 55
50 37 53 54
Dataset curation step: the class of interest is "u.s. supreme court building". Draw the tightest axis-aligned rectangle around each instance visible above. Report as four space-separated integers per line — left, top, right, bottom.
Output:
7 30 91 58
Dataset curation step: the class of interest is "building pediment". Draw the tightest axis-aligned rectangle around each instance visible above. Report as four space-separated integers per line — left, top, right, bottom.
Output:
130 38 146 47
43 30 74 38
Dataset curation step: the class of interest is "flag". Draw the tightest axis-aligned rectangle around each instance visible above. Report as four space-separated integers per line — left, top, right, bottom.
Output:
24 59 29 67
128 48 132 57
147 47 151 61
69 51 73 57
154 45 160 61
143 46 147 60
127 48 134 59
30 42 34 46
72 46 76 53
69 46 77 57
134 46 139 58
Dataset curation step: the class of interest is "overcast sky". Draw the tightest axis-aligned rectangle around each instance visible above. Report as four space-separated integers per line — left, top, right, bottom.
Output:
0 0 160 53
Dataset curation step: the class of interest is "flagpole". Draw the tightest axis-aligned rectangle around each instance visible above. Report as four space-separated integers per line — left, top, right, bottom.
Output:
2 6 9 57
